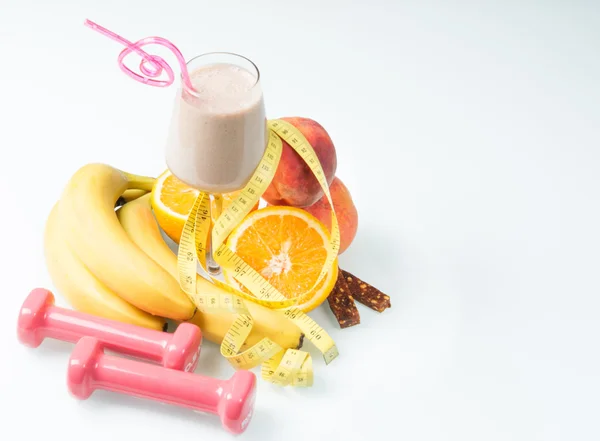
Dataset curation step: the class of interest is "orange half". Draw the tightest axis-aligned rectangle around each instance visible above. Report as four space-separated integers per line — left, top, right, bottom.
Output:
225 206 338 313
150 170 258 244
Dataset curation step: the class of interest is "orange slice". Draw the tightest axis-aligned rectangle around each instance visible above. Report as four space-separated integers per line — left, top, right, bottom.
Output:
224 206 338 313
150 169 258 244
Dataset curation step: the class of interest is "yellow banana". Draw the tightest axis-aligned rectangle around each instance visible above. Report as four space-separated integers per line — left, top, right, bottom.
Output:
44 203 165 330
57 163 195 320
115 189 149 208
117 194 304 350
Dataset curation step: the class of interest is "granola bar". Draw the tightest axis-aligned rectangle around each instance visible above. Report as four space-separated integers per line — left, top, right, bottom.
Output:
327 269 361 328
340 269 391 312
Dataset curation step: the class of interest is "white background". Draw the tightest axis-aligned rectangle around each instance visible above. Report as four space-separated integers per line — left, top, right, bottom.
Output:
0 1 599 440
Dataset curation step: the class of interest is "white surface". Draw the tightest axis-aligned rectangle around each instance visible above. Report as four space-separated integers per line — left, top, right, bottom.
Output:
1 1 599 440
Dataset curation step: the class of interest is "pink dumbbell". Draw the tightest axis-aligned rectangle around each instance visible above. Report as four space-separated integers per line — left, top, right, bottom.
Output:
17 288 202 372
68 337 257 434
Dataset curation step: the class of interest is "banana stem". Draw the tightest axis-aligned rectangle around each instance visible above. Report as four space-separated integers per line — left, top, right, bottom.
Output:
122 172 156 191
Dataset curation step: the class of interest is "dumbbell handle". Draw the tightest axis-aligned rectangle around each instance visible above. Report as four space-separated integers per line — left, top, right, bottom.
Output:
87 353 223 412
40 305 168 364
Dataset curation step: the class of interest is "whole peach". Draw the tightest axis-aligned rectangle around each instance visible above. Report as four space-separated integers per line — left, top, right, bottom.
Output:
263 117 337 208
303 177 358 255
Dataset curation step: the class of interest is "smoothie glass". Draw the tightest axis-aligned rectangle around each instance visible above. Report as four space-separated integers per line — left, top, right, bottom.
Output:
165 52 267 275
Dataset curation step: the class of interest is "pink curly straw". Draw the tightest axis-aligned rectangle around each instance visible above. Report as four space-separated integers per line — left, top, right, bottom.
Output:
84 19 195 91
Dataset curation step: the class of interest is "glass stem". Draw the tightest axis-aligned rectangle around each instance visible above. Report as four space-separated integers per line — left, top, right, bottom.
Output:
207 194 223 276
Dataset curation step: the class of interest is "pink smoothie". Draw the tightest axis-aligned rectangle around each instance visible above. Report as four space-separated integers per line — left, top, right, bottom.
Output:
165 63 267 193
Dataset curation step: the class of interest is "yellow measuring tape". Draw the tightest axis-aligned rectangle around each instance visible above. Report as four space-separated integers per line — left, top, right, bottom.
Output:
177 119 340 386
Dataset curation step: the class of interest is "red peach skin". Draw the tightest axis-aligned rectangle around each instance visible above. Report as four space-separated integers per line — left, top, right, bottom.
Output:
303 177 358 255
263 117 337 208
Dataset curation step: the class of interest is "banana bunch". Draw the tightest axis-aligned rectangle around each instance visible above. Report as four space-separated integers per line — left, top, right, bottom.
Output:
44 163 303 350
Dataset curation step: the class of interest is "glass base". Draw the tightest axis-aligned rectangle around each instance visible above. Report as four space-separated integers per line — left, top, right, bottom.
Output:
206 249 222 276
